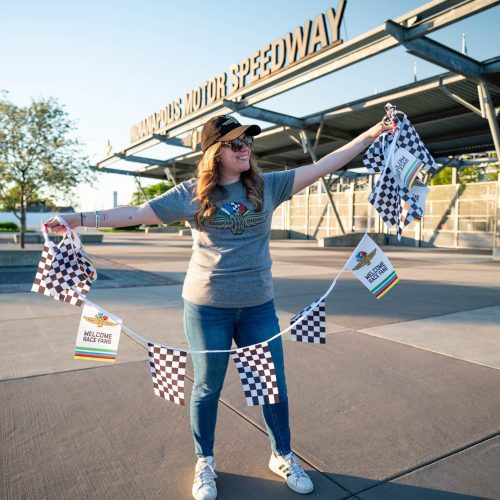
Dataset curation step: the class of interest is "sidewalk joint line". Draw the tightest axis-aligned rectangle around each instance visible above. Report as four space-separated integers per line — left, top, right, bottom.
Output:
351 431 500 496
195 373 355 497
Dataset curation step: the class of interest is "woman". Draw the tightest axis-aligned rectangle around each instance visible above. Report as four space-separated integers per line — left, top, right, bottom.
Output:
44 114 390 500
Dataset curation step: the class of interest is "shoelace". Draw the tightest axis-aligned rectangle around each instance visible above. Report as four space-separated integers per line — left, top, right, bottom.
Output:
284 455 308 478
196 461 217 485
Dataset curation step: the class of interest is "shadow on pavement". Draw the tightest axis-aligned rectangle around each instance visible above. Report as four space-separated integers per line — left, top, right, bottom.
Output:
275 277 500 327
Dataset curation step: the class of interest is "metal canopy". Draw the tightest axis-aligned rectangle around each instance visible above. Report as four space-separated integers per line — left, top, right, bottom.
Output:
98 62 500 181
94 0 500 181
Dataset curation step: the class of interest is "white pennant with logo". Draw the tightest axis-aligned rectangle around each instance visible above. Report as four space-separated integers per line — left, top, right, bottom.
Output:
75 304 122 362
347 235 399 299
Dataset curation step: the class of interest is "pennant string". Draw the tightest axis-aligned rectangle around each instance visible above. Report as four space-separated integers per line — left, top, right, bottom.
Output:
39 104 412 355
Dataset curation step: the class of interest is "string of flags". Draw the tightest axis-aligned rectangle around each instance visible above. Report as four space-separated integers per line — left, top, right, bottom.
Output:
32 104 437 409
364 105 437 240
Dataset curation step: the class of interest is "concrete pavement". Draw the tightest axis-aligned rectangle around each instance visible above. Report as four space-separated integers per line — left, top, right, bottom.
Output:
1 233 499 499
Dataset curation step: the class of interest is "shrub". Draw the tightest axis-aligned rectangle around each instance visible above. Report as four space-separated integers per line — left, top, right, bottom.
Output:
0 221 19 231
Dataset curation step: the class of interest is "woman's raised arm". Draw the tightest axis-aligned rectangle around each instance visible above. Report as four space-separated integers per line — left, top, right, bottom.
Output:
43 202 163 234
291 121 390 195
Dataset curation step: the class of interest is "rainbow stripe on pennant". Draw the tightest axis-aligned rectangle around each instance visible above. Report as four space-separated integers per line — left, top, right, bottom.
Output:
403 157 423 190
74 346 117 362
371 271 399 299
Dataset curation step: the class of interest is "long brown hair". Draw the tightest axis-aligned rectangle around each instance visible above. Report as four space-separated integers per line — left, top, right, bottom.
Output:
193 142 264 228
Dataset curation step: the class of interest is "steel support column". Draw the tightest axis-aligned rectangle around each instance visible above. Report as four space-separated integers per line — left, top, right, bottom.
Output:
299 130 346 235
494 179 500 260
478 81 500 161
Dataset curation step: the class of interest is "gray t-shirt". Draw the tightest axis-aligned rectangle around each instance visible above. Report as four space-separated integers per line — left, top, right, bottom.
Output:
148 170 295 307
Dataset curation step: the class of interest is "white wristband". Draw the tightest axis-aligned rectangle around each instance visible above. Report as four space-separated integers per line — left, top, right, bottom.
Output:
95 210 101 228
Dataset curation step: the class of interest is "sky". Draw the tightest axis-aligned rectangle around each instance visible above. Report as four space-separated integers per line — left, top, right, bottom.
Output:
2 0 499 211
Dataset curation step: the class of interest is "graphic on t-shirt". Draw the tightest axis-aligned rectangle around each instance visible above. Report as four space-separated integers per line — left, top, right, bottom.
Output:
205 202 268 235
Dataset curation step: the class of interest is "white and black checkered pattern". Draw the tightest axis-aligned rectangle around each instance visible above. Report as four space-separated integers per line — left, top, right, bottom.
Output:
45 235 87 293
368 170 401 228
364 114 435 239
147 343 187 406
290 299 326 344
230 342 279 406
396 119 437 175
364 118 437 176
31 242 94 307
397 190 423 240
363 131 395 174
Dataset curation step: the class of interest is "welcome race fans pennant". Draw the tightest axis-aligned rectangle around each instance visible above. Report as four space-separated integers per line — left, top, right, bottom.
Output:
148 343 188 405
74 304 122 362
31 220 96 306
230 343 280 406
392 147 424 191
290 299 326 344
347 235 399 299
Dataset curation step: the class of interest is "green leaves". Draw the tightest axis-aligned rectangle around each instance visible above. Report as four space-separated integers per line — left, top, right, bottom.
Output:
0 95 94 195
130 181 174 206
0 94 96 246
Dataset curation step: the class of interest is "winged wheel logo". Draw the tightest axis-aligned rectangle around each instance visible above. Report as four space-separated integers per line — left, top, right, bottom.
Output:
352 249 377 270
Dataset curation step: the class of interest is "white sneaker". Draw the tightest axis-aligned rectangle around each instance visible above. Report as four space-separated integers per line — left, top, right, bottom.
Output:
192 456 217 500
269 452 314 494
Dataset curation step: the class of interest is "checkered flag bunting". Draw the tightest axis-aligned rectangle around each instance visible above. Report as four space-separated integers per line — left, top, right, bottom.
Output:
148 343 187 405
363 131 395 174
32 234 96 306
46 236 88 293
290 299 326 344
364 111 436 240
231 342 279 406
396 118 437 175
368 169 401 228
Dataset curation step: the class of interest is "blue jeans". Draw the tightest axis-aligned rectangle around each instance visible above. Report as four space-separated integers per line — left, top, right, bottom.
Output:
184 299 291 458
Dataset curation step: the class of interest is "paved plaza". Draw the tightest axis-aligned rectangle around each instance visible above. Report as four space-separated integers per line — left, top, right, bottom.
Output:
1 232 499 499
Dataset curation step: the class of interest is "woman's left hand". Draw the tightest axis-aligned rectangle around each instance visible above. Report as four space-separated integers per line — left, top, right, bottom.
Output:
364 119 395 145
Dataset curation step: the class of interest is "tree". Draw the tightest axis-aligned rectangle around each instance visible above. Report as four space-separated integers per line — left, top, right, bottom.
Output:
430 166 453 185
130 180 174 206
0 94 94 247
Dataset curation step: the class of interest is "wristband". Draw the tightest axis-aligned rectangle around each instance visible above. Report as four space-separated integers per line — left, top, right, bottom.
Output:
95 211 101 228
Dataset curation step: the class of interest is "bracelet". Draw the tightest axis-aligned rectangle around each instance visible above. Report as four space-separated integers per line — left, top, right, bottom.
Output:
80 212 84 227
95 210 101 228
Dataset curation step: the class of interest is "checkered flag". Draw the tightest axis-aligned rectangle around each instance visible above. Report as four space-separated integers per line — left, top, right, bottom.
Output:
231 342 279 406
363 131 395 174
368 169 401 228
364 110 435 239
45 234 88 293
32 230 96 306
396 118 437 175
397 189 423 240
147 343 187 406
290 299 326 344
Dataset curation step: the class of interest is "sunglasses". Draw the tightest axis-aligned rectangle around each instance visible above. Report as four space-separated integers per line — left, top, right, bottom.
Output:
220 136 254 152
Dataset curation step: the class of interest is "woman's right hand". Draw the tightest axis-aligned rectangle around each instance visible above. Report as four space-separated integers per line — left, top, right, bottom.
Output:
42 213 79 235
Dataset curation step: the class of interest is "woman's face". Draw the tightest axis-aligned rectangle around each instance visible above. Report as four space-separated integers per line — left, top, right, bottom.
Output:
218 135 253 182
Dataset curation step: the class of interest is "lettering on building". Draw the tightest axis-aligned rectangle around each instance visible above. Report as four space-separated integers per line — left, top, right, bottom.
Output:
130 1 346 143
